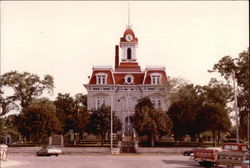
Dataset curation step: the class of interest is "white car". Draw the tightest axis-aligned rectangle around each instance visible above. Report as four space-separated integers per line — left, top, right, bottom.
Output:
37 146 62 156
242 160 249 168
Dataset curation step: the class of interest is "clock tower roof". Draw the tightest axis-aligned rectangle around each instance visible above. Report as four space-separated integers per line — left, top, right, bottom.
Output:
120 28 138 43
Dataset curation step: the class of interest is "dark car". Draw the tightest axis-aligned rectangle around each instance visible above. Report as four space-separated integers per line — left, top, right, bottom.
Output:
183 148 196 156
37 146 62 156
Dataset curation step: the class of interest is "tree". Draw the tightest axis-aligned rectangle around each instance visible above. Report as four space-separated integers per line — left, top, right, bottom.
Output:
201 79 232 145
16 98 61 142
197 103 231 146
1 71 54 110
0 115 19 143
213 49 249 139
0 88 18 117
54 93 76 133
168 80 232 143
131 97 172 146
54 93 89 141
166 77 189 103
75 93 87 108
0 118 5 143
167 84 203 141
87 105 122 146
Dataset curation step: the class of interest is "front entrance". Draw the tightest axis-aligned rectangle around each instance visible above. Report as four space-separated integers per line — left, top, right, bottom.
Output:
125 116 133 134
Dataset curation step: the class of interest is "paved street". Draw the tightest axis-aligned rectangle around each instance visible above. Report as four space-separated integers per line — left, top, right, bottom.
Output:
1 155 202 168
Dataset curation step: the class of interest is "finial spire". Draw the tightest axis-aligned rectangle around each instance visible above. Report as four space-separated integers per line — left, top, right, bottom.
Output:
128 3 130 26
127 2 131 29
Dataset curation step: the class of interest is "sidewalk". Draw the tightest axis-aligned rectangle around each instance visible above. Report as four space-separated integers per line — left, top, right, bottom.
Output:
0 160 22 168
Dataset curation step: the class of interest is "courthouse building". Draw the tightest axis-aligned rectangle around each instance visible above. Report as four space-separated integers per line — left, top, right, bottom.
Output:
84 25 171 134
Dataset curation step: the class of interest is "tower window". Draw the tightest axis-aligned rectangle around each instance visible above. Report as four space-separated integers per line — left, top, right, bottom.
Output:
127 48 131 60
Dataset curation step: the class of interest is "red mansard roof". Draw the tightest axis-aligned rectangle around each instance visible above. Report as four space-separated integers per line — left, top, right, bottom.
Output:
88 69 167 85
89 70 114 84
113 73 145 85
143 70 167 84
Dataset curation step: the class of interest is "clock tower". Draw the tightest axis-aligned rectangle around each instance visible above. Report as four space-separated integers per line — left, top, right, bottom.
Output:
120 27 138 62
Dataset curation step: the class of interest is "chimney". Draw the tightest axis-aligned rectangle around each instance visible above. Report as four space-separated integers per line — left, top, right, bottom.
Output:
115 45 119 68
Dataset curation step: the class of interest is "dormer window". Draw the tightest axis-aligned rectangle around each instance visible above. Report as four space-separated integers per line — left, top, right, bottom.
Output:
150 73 162 84
96 73 107 84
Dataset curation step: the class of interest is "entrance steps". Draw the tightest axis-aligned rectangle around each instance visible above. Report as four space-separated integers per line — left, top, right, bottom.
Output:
120 135 137 153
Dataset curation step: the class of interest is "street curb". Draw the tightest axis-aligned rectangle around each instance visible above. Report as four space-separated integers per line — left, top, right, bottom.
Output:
7 147 193 156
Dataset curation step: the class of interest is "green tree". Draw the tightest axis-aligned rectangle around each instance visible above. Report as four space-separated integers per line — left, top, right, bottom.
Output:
75 93 87 108
197 103 231 146
1 71 54 109
16 98 61 142
54 93 76 133
213 49 249 139
88 105 122 146
131 97 172 146
168 84 203 141
0 118 6 143
168 80 232 143
0 115 20 143
54 93 89 140
201 79 232 145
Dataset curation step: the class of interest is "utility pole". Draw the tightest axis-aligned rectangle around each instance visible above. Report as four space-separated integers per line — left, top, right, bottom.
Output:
110 96 113 153
232 70 239 143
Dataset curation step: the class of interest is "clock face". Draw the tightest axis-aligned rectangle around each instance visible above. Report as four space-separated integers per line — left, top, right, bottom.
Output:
125 34 133 41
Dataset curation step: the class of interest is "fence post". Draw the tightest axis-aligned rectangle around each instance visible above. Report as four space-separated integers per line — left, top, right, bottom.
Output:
0 144 8 161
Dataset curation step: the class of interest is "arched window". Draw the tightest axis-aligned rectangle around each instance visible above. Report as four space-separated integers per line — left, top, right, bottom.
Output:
127 48 131 60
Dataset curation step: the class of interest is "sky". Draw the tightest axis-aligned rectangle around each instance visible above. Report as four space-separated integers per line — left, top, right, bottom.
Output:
1 1 249 100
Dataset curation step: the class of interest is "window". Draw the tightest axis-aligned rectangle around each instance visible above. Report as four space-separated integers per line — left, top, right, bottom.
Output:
127 77 132 83
127 48 131 60
96 98 106 109
157 99 161 109
151 98 162 109
96 99 101 108
124 74 134 84
150 73 162 84
224 145 238 151
96 73 107 84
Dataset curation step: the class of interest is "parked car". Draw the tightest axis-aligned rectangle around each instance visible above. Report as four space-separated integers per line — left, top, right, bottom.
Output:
37 146 62 156
215 143 249 167
183 148 196 156
242 160 249 168
193 147 222 167
194 143 249 167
